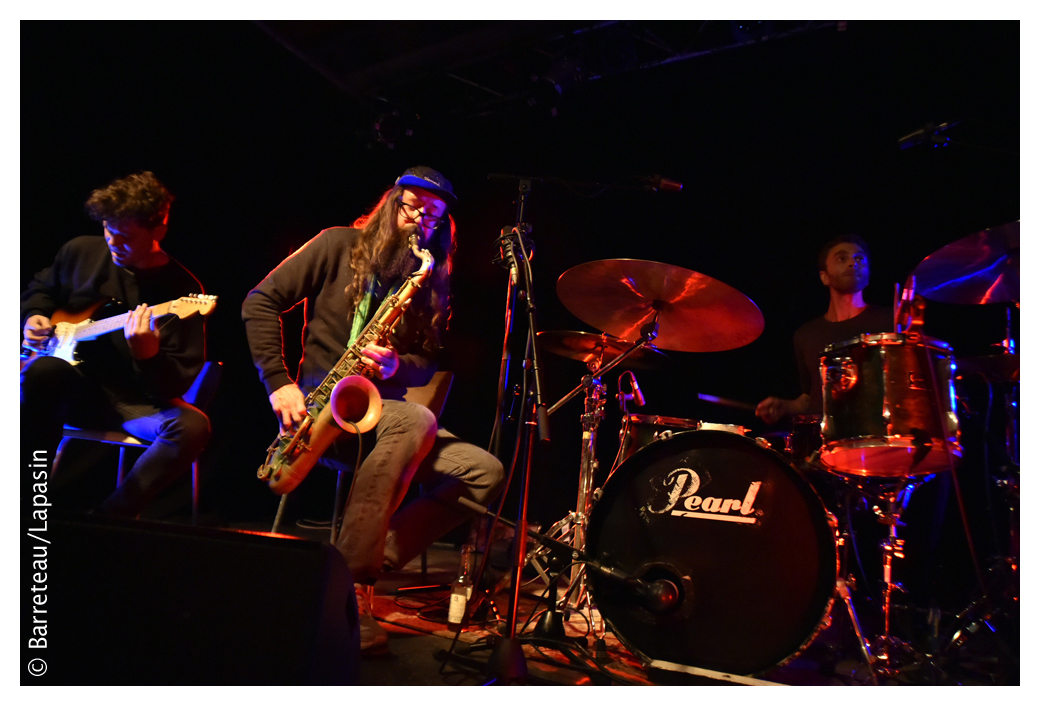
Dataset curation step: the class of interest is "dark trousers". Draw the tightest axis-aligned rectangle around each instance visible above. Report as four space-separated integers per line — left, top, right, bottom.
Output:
20 356 211 517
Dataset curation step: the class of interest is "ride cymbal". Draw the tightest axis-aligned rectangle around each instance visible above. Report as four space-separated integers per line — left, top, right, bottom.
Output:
556 259 764 352
912 221 1020 304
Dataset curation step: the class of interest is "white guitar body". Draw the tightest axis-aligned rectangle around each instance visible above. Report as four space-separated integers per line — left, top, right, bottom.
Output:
36 320 90 364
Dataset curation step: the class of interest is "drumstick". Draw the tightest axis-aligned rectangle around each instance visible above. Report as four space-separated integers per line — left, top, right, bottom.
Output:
697 393 757 412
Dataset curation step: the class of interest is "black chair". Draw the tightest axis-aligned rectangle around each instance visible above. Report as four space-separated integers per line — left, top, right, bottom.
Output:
56 361 223 524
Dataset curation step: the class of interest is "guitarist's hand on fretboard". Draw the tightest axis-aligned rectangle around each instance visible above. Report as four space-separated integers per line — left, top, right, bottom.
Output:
125 304 161 360
22 314 53 350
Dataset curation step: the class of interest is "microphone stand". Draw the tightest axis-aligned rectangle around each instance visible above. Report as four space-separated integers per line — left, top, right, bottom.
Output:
485 177 552 683
437 496 674 683
447 177 670 683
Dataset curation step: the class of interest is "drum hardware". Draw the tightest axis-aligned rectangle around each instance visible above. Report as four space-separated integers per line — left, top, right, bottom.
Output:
457 496 674 670
940 555 1019 678
543 258 764 606
835 577 879 685
532 322 662 614
819 318 988 678
810 474 932 680
911 225 1019 618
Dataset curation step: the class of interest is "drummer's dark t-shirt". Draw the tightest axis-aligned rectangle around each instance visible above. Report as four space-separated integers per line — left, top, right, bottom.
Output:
793 305 894 414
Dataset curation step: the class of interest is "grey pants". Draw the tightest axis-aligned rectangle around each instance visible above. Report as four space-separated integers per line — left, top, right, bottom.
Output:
328 399 505 583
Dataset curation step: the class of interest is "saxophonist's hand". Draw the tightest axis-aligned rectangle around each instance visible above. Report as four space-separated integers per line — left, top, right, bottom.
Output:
361 344 398 380
270 383 307 433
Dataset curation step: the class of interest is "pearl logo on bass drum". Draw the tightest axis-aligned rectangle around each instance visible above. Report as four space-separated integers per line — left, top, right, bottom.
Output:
641 467 762 524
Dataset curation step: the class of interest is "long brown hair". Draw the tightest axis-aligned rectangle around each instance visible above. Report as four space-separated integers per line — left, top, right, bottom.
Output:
348 185 455 355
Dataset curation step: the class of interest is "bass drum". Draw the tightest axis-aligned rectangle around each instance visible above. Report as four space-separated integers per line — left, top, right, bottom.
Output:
586 430 837 676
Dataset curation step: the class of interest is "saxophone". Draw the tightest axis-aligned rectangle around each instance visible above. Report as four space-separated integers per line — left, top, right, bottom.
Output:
258 236 435 495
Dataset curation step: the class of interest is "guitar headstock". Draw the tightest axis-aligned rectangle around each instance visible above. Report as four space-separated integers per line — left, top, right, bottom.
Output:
169 294 218 319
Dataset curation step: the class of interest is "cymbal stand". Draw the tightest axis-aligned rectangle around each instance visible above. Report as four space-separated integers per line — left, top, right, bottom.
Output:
1001 303 1019 467
532 317 661 613
528 366 604 612
851 478 925 677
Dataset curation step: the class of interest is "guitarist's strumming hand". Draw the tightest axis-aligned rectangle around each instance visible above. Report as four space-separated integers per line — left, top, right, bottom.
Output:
23 315 53 349
270 383 307 434
125 303 160 360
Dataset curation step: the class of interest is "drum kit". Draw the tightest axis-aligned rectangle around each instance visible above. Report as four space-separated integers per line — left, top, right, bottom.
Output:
526 223 1019 683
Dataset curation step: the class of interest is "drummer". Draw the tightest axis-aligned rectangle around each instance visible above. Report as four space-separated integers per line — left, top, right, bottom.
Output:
756 235 893 423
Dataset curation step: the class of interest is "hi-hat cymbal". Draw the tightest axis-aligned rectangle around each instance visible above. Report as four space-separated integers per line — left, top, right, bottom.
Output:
556 259 764 352
912 221 1020 304
537 330 669 369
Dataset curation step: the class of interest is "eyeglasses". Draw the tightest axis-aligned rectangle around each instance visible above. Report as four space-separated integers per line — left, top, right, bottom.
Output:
397 198 445 229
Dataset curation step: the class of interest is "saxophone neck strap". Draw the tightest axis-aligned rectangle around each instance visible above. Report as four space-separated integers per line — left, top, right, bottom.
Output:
348 277 379 348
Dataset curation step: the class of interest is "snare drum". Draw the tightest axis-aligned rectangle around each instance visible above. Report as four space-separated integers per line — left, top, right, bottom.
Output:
618 414 747 464
820 333 961 477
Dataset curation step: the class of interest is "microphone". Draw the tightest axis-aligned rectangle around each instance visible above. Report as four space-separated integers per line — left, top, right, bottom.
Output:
619 371 646 411
640 578 681 613
495 226 523 284
640 174 683 192
583 559 681 613
502 226 518 284
628 373 646 407
898 121 956 149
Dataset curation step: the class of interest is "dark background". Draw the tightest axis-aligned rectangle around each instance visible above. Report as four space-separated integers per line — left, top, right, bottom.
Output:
21 21 1020 530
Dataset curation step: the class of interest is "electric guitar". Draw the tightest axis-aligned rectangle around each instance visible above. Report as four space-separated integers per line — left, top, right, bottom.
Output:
20 294 217 369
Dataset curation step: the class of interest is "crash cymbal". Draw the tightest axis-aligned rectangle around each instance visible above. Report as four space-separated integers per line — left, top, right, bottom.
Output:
556 259 764 352
537 330 669 369
912 222 1020 304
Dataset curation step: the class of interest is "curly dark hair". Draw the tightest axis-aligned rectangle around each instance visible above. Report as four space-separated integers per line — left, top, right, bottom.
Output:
347 176 456 356
84 171 174 228
817 234 871 272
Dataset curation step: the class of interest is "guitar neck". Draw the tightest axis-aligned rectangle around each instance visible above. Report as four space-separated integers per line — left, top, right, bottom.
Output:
74 301 174 341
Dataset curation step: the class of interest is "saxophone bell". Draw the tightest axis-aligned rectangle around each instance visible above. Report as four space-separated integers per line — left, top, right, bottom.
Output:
329 374 383 434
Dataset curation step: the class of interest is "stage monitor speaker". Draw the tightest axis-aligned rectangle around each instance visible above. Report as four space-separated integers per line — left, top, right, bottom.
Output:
28 516 359 685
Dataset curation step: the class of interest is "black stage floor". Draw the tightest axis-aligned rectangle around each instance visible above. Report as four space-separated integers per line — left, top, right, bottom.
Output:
244 518 1020 687
31 509 1019 687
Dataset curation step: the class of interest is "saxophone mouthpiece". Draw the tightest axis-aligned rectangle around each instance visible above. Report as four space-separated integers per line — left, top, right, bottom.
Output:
409 233 424 258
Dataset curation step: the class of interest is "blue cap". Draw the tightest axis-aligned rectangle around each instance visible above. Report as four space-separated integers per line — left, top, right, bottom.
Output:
395 166 457 207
